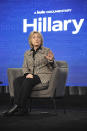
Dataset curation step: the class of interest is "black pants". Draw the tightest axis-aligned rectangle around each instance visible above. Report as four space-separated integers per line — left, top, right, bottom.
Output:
13 75 41 108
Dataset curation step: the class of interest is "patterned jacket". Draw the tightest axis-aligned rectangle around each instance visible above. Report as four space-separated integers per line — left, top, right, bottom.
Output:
22 46 56 84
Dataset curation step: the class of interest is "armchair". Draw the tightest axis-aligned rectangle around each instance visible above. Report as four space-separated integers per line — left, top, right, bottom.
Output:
7 61 68 112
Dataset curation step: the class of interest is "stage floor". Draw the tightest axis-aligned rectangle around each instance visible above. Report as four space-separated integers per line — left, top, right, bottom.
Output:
0 93 87 130
0 108 87 130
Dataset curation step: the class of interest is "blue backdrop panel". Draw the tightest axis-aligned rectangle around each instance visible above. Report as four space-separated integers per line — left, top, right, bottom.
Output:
0 0 87 86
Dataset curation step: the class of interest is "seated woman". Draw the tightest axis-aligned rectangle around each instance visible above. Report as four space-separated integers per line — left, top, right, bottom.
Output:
1 31 56 116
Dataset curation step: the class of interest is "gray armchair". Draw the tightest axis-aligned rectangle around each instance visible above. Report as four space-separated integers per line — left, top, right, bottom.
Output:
7 61 68 112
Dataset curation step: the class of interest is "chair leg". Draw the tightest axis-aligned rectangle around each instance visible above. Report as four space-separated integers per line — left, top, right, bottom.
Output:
63 97 66 114
52 98 57 113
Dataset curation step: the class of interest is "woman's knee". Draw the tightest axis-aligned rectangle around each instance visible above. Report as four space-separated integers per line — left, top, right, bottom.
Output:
22 78 34 86
13 76 25 85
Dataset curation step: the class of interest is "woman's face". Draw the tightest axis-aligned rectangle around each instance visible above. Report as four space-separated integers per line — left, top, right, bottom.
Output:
31 33 41 48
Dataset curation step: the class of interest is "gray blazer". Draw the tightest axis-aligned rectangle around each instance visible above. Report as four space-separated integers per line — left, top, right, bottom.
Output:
22 46 57 84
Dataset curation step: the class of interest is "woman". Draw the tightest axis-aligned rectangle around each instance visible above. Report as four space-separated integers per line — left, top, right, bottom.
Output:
2 31 56 116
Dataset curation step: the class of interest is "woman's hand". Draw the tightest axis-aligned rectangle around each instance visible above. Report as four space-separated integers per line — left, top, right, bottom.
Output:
26 74 33 78
45 50 54 61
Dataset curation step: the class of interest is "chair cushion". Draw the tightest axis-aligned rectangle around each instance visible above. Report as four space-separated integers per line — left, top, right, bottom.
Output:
32 82 49 91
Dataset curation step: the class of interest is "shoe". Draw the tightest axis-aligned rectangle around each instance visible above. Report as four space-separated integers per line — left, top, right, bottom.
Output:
7 104 19 116
1 104 19 117
0 110 8 117
0 97 14 117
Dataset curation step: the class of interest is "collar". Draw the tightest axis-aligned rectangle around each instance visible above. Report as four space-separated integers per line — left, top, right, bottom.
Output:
31 45 42 52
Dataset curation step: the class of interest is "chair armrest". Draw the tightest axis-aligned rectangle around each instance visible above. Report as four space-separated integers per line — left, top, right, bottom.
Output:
49 61 68 97
7 68 23 97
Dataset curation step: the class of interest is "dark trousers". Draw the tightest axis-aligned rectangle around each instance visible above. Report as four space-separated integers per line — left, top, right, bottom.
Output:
13 75 41 108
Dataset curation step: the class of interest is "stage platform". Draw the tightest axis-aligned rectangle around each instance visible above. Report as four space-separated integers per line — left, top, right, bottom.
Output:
0 86 87 130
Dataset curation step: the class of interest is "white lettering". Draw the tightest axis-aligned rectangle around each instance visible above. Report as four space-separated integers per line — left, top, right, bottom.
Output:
48 17 51 31
38 17 42 32
52 21 62 31
64 20 72 31
23 17 84 34
72 19 84 34
23 19 37 33
43 17 46 32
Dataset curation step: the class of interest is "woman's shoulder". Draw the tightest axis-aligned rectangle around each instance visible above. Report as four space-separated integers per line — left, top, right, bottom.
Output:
24 49 32 56
42 46 50 51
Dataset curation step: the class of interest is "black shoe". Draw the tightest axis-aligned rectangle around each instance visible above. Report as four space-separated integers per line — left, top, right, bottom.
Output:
0 110 8 117
7 104 19 116
1 104 19 117
0 97 15 117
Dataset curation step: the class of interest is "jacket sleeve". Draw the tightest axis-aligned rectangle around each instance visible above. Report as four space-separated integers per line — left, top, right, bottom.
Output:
22 53 30 75
47 48 57 68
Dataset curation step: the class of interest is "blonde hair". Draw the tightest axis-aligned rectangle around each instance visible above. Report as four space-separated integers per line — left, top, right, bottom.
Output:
28 31 43 48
